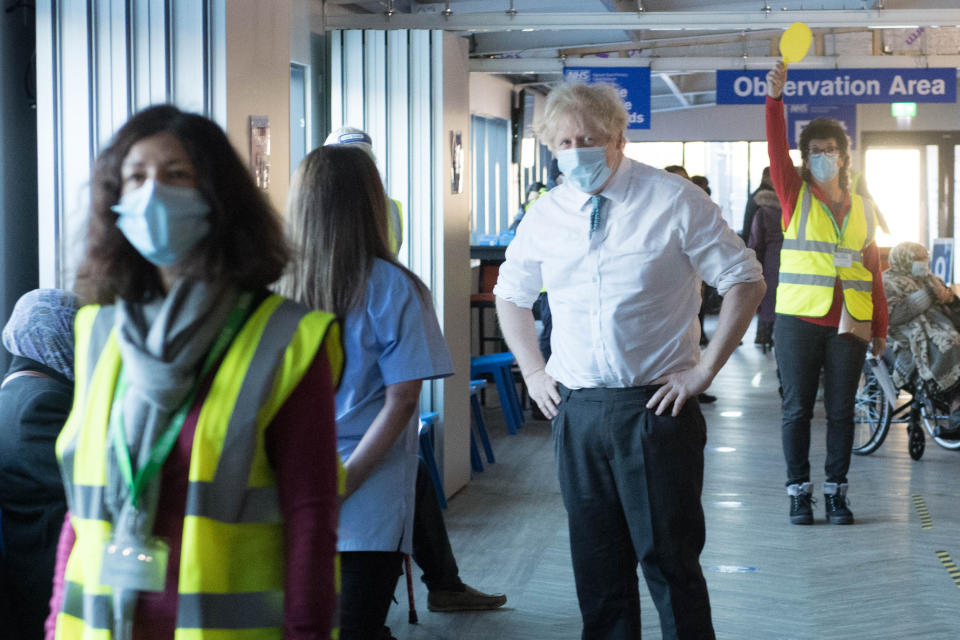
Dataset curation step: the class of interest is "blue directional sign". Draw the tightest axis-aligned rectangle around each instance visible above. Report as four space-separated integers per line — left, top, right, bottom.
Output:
932 238 954 285
717 68 957 105
786 104 857 149
564 66 651 130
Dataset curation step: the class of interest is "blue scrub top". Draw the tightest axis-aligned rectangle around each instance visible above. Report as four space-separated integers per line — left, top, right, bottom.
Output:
336 259 454 553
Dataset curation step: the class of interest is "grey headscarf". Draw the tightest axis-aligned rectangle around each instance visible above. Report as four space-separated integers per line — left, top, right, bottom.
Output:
2 288 80 379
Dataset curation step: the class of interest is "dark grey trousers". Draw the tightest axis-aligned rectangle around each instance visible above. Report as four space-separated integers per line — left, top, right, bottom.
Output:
553 384 715 640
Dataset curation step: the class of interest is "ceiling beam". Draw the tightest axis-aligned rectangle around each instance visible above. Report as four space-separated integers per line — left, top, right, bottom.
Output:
656 72 689 107
470 54 960 74
323 9 960 32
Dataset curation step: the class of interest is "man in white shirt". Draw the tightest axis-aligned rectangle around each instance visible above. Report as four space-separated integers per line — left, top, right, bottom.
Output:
494 82 765 640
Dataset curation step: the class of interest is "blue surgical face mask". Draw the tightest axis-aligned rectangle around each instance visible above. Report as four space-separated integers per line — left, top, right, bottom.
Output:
912 260 929 277
556 147 612 194
111 179 211 267
808 152 840 183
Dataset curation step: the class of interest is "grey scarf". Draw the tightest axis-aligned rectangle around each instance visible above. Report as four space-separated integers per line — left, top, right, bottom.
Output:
107 279 238 638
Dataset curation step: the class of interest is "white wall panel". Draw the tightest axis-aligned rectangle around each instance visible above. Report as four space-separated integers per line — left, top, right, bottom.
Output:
387 31 410 266
37 0 222 287
363 30 387 177
342 30 364 131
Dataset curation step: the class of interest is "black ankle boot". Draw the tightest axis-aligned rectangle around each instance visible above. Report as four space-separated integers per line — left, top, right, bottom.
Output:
787 482 814 525
824 482 853 524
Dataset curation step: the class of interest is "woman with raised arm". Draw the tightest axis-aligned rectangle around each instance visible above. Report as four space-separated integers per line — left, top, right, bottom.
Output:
766 60 888 526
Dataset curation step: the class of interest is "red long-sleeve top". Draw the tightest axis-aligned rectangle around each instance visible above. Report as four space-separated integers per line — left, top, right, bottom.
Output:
46 345 339 640
766 96 889 338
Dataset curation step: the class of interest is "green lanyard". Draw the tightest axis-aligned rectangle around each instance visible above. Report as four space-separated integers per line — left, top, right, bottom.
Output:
109 292 253 509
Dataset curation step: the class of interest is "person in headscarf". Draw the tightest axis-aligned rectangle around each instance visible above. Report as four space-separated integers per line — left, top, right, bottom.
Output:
0 289 78 640
883 241 960 434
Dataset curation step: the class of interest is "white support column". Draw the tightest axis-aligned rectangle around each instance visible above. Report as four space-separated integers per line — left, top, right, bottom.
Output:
386 30 410 266
364 30 387 177
328 30 343 132
342 30 364 130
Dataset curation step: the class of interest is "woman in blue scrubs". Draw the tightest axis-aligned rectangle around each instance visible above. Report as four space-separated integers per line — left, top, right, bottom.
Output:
283 145 454 640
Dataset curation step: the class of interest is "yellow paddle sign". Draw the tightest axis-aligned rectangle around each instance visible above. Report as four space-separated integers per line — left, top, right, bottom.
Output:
780 22 813 65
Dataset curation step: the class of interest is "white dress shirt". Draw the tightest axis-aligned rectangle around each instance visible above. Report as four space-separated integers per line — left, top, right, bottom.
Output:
494 157 763 389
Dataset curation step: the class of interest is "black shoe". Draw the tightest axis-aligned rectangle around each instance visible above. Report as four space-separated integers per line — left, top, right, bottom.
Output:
824 484 854 524
788 483 814 525
697 392 717 403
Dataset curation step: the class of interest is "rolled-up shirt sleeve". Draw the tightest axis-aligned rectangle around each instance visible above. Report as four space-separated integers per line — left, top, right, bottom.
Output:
679 188 764 296
492 210 544 309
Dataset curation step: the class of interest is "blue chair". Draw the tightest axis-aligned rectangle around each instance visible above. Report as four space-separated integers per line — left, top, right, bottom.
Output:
470 379 495 465
470 352 525 434
418 411 447 509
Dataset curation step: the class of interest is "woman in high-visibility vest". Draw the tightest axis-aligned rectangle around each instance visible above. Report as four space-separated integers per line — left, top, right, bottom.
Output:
766 61 889 527
47 105 342 640
282 145 454 640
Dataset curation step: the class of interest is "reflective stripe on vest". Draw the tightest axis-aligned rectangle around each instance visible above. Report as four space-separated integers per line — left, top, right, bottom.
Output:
776 184 875 321
55 294 342 639
388 198 404 257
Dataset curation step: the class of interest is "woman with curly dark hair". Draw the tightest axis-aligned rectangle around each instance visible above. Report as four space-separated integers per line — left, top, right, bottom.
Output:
766 60 888 526
47 105 342 640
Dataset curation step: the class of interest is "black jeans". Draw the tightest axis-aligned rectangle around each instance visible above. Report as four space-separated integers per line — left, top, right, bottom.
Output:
412 457 462 591
553 384 714 640
339 551 404 640
774 314 868 486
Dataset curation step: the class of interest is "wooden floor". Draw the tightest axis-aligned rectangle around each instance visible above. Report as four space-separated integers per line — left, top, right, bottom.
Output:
387 319 960 639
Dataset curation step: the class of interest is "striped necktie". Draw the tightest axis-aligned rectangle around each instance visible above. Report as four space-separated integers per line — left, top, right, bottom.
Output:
589 195 606 239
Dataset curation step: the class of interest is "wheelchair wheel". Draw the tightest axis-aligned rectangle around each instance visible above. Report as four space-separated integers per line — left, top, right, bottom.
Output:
919 398 960 452
852 362 892 455
909 424 926 460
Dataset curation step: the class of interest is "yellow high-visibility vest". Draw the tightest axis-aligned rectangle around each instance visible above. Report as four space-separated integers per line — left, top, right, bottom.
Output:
55 294 343 640
776 184 875 321
387 198 404 257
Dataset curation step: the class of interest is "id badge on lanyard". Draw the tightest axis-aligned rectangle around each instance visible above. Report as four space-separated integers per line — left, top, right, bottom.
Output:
833 251 853 268
99 292 253 592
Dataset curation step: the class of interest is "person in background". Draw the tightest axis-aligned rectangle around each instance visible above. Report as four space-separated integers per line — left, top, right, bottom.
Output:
325 126 404 257
748 183 784 347
691 175 711 195
323 130 507 618
495 81 764 640
743 166 775 245
282 145 456 640
766 60 888 526
46 105 342 639
883 241 960 438
0 289 78 640
509 181 547 231
664 164 689 180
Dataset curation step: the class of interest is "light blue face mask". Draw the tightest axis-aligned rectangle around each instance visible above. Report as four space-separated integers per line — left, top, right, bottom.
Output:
111 179 211 267
556 147 612 194
808 152 840 183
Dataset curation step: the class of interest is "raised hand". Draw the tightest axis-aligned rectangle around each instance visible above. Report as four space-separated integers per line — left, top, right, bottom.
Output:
767 60 787 99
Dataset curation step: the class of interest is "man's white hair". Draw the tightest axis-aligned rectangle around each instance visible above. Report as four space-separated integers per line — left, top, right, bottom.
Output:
533 82 628 151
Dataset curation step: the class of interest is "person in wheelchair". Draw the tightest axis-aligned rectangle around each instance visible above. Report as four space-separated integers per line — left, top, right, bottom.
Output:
883 241 960 438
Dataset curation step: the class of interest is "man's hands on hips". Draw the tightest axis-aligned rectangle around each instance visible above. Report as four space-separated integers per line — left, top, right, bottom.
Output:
525 368 562 419
647 363 714 417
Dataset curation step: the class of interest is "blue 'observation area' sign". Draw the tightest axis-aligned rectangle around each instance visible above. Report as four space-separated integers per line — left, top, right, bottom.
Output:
564 66 651 130
716 68 956 105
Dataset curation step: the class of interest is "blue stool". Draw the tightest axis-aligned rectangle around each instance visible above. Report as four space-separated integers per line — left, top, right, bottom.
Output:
470 379 495 465
470 353 525 434
418 411 447 509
